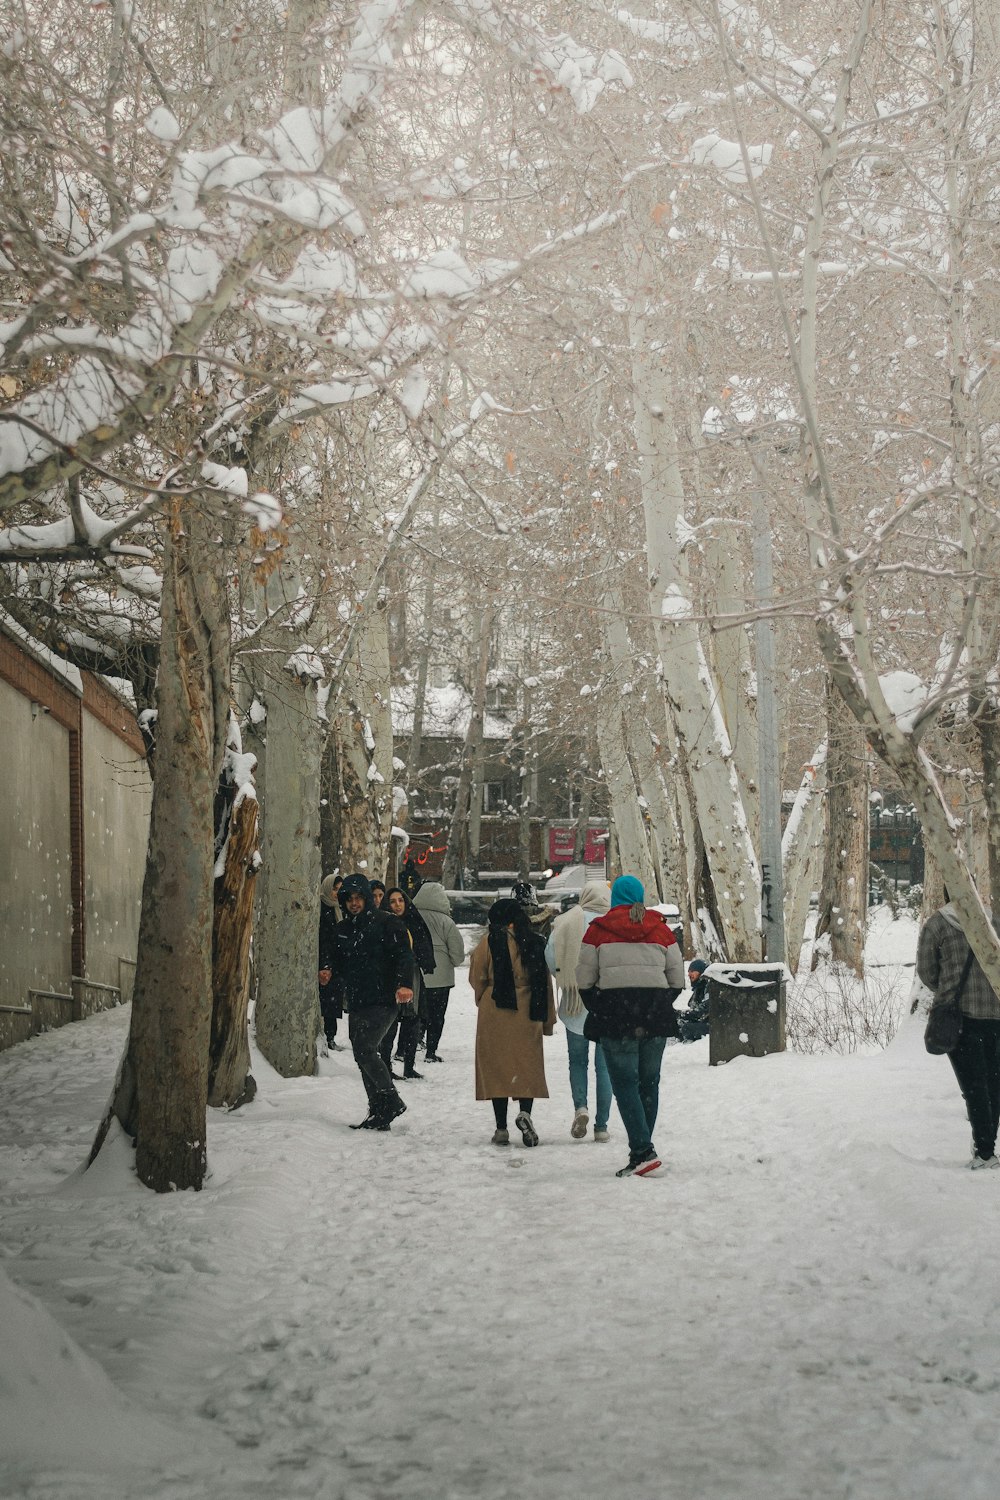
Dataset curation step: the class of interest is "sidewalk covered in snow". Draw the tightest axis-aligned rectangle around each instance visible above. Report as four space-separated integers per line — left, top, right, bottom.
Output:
2 912 998 1500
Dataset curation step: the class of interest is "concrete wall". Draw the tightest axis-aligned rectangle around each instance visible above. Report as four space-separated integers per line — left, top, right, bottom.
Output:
0 629 151 1051
81 713 151 990
0 677 74 1011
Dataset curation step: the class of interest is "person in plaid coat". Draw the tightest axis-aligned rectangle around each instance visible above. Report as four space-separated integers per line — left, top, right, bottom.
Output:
917 890 1000 1169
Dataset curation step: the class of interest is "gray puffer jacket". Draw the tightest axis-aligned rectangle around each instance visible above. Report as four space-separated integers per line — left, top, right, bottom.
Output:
575 904 685 1040
412 882 466 988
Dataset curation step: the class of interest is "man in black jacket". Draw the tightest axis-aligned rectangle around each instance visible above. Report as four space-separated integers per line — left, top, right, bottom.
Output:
323 873 414 1131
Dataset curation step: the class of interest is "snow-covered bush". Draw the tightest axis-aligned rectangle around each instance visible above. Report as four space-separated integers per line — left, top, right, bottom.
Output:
785 963 907 1055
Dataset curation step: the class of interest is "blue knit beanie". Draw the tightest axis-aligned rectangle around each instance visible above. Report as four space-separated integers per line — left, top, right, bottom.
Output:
688 958 708 976
610 874 645 908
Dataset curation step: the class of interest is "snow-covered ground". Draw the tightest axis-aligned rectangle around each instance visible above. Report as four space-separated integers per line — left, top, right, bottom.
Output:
3 908 999 1500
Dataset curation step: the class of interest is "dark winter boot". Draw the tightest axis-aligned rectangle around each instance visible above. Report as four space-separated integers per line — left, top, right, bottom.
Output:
372 1090 407 1131
351 1078 379 1131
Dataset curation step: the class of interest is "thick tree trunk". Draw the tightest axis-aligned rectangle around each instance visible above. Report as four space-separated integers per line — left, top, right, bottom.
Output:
336 604 394 878
319 727 340 876
628 318 761 958
600 591 654 892
636 722 683 905
702 520 761 852
969 679 1000 912
210 787 259 1108
813 683 868 975
656 704 703 948
595 677 657 892
254 669 324 1077
95 511 229 1190
600 588 685 902
819 618 1000 995
921 852 946 921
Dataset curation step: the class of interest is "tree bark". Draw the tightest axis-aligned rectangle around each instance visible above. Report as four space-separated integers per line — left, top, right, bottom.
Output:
627 301 761 957
468 735 487 882
336 600 394 877
595 665 657 892
319 727 341 877
812 684 868 975
253 669 324 1077
781 743 827 974
98 508 229 1190
702 519 761 852
209 786 259 1108
975 695 1000 912
600 587 684 902
819 616 1000 994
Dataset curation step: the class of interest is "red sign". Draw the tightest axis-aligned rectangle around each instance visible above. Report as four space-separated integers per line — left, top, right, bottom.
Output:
548 827 608 867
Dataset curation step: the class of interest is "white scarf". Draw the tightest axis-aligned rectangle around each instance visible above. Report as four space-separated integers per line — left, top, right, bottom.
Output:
552 907 587 1014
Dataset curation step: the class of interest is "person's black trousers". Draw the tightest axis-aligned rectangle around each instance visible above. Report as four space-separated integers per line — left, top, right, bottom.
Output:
350 1007 398 1103
379 1014 420 1073
320 996 339 1046
423 986 452 1056
949 1017 1000 1160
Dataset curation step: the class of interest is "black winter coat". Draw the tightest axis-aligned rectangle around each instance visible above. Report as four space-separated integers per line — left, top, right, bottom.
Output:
318 902 341 1012
678 975 710 1042
331 875 414 1011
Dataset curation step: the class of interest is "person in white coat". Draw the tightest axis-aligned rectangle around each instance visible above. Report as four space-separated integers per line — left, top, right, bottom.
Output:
545 880 613 1142
412 880 466 1061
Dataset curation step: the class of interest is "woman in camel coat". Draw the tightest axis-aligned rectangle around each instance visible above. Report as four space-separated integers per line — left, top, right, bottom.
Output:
470 898 556 1148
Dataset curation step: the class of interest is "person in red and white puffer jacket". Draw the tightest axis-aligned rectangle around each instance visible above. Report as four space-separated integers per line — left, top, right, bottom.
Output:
575 875 684 1177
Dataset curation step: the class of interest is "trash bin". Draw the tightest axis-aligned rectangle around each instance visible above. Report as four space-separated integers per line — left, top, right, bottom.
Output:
707 963 788 1065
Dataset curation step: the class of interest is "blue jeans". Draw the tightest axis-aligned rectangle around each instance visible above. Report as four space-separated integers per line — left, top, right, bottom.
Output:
566 1031 612 1130
600 1036 667 1157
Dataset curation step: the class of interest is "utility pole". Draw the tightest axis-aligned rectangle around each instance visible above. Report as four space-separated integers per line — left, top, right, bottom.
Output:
751 486 786 964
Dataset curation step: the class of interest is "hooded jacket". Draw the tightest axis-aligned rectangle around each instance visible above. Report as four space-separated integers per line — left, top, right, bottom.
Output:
330 874 414 1011
575 902 684 1040
412 882 466 987
545 881 612 1034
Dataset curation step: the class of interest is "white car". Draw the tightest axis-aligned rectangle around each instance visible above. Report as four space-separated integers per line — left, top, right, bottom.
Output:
540 864 606 909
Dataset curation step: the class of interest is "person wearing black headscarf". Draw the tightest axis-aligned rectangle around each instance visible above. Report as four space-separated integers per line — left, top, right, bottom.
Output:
468 898 556 1147
380 887 435 1079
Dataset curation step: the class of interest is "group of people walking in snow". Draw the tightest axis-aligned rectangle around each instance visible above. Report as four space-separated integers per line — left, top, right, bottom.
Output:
472 874 686 1176
318 858 707 1177
317 864 464 1132
317 853 1000 1176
